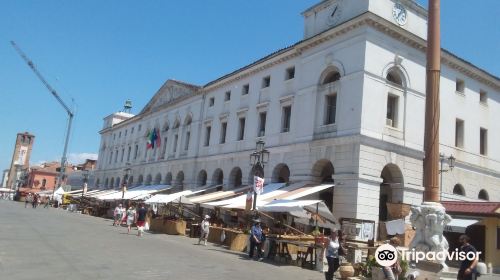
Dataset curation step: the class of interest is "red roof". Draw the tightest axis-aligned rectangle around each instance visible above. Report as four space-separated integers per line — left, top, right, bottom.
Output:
442 201 500 217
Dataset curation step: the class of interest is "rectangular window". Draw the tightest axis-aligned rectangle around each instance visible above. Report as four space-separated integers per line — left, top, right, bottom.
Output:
386 95 398 128
109 151 113 164
325 94 337 125
455 119 464 148
480 128 487 155
242 84 249 95
479 90 488 104
115 150 118 163
119 132 121 138
282 106 291 133
134 145 138 160
285 67 295 80
220 122 227 144
225 91 231 101
258 112 267 137
127 146 131 162
173 135 178 153
185 132 190 151
238 118 246 140
125 130 128 137
131 127 134 134
138 125 142 131
456 79 465 93
120 148 124 162
209 97 215 107
205 126 211 146
262 76 271 88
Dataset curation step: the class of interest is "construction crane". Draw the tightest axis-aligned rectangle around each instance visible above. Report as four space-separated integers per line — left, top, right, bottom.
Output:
11 41 74 195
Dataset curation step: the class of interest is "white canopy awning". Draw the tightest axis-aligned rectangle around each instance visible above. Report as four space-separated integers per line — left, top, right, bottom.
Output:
279 184 334 200
258 199 338 229
96 185 171 201
0 188 15 192
145 190 194 204
444 218 479 233
187 185 247 204
200 183 285 209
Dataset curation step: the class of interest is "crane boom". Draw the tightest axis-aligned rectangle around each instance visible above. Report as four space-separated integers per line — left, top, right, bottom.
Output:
11 41 75 193
11 41 73 116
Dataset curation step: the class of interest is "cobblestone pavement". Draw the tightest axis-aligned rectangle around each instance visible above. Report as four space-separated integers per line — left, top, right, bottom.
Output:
0 200 322 280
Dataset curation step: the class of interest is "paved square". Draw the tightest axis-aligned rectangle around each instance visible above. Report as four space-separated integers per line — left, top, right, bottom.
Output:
0 201 322 280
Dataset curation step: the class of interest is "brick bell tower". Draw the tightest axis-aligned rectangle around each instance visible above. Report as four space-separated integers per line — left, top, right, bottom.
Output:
6 132 35 190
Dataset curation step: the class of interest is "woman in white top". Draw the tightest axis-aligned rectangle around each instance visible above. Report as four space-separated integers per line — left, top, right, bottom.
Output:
126 206 136 234
324 230 341 280
198 215 210 246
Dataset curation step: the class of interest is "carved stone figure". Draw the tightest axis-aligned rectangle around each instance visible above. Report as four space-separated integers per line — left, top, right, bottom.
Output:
409 202 451 267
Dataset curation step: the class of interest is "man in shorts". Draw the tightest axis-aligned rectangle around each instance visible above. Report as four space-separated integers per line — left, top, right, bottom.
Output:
136 204 148 237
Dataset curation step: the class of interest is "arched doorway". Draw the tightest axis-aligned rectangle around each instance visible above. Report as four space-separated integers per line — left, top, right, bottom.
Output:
228 167 243 189
164 172 172 185
146 174 153 185
379 164 404 221
128 176 133 187
312 159 334 183
272 163 290 183
95 178 100 188
312 159 335 211
110 178 114 189
137 175 144 185
175 171 184 191
154 173 162 185
115 177 121 188
248 165 264 185
212 168 224 186
197 170 207 187
104 178 109 188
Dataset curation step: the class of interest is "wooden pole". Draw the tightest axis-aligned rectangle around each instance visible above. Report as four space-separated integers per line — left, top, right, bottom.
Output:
423 0 441 202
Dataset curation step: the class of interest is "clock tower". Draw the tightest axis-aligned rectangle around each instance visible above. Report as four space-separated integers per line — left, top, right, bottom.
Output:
302 0 428 40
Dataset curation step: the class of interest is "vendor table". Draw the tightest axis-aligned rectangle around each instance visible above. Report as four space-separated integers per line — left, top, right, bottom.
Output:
268 239 320 269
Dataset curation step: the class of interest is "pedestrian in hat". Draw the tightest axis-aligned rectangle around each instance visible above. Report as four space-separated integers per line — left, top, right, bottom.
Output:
198 215 211 246
249 219 263 261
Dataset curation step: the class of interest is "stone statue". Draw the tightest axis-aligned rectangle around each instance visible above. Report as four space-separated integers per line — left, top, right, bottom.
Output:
409 202 452 267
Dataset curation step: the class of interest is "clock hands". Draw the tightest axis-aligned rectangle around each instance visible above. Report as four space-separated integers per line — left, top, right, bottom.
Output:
331 6 338 17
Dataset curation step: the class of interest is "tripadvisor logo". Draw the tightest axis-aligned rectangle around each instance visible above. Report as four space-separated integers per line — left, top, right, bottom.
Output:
375 244 482 266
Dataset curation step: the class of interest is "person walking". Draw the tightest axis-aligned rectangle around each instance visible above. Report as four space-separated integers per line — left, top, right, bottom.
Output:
136 204 148 237
113 204 124 226
32 194 38 208
249 219 263 261
324 230 341 280
198 215 210 246
457 234 479 280
126 205 136 234
44 197 50 208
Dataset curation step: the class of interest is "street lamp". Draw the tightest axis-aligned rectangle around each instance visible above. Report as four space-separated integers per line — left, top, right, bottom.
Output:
122 164 131 203
249 140 270 211
439 154 455 201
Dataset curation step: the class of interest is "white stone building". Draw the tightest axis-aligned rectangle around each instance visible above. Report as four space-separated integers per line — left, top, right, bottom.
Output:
95 0 499 236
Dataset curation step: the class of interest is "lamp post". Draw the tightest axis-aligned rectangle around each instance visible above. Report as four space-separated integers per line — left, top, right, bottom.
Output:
439 154 455 201
249 140 270 211
81 170 90 210
122 164 131 204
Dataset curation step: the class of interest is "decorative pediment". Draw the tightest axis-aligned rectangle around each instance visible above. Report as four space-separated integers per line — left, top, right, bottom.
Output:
139 80 200 115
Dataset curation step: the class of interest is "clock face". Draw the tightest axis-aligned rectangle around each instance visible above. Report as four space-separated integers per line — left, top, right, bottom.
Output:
328 1 343 26
392 3 408 26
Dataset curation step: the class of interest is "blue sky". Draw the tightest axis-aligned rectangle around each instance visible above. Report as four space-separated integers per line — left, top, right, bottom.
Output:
0 0 498 171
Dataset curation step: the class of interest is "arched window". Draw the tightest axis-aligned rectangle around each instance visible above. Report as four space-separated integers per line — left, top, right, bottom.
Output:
322 70 341 85
146 174 153 185
272 164 290 183
386 69 403 86
453 184 465 196
176 171 184 191
212 169 224 186
154 173 162 185
42 178 47 188
229 167 243 189
478 189 489 201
